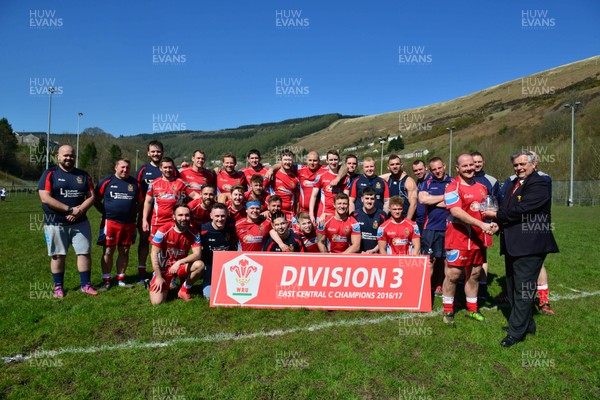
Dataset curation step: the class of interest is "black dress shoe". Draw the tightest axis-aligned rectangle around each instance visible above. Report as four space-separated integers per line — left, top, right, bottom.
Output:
500 335 521 348
502 326 536 335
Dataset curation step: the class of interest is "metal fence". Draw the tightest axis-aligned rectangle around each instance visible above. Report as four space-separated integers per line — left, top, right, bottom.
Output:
551 180 600 206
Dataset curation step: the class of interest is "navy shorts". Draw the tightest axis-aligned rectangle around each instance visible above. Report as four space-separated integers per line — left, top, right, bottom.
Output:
421 229 445 259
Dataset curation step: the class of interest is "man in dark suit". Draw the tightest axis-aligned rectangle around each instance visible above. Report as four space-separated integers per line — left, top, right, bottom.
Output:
483 150 559 347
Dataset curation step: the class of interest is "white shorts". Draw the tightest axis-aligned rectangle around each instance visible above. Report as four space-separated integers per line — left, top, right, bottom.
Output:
44 221 92 256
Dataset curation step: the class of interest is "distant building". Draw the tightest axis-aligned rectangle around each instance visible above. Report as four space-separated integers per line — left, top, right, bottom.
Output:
16 134 40 147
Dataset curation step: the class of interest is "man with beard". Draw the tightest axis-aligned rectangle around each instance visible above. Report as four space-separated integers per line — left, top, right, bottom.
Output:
309 150 348 224
95 159 143 291
419 157 452 297
226 185 247 222
245 174 269 212
188 184 217 229
442 154 497 326
149 204 204 304
38 145 97 298
199 203 237 299
380 155 417 220
270 150 300 221
135 140 164 283
142 157 199 240
330 154 359 191
412 159 430 234
471 151 500 300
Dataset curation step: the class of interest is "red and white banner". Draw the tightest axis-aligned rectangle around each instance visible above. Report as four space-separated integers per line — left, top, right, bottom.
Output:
210 252 431 312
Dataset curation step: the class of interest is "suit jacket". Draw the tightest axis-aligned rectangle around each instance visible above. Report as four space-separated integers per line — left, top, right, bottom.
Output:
496 171 559 257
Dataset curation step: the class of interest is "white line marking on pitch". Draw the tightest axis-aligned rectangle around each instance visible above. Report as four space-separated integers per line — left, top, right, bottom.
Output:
3 289 599 364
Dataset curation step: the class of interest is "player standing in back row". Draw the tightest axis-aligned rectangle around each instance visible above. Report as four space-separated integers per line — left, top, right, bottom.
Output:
95 159 143 291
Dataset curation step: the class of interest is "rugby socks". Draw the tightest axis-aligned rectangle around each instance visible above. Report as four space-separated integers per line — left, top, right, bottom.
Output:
442 296 454 314
52 272 64 289
138 266 147 280
537 284 549 305
117 274 125 283
466 297 478 312
180 282 193 293
79 271 92 288
102 274 111 284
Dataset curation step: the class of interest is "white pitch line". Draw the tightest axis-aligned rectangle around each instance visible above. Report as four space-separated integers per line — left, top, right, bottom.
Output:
3 290 599 364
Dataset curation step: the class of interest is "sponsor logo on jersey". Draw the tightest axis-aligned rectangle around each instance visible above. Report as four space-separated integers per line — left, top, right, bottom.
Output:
446 249 459 262
393 238 408 246
444 191 460 206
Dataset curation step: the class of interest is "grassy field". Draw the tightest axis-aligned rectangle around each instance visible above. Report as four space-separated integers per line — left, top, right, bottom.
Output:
0 195 599 399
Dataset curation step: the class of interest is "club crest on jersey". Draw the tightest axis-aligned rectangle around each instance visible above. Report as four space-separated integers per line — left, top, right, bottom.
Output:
128 184 134 192
76 176 83 184
372 221 379 229
517 195 522 202
344 226 350 234
375 182 382 189
470 201 480 212
404 228 410 236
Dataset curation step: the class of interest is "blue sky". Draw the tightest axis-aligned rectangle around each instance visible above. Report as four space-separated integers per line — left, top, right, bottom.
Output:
1 0 599 136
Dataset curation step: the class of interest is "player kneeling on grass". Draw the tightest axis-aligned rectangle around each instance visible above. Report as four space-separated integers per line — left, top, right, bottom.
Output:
263 211 305 252
149 204 205 305
377 196 420 255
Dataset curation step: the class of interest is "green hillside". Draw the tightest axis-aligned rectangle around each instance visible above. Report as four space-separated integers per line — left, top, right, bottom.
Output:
4 56 599 187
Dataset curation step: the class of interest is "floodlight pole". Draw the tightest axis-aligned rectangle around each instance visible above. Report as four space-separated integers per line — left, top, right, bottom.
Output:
379 139 386 175
76 112 83 168
45 86 57 170
447 126 455 176
564 102 580 207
